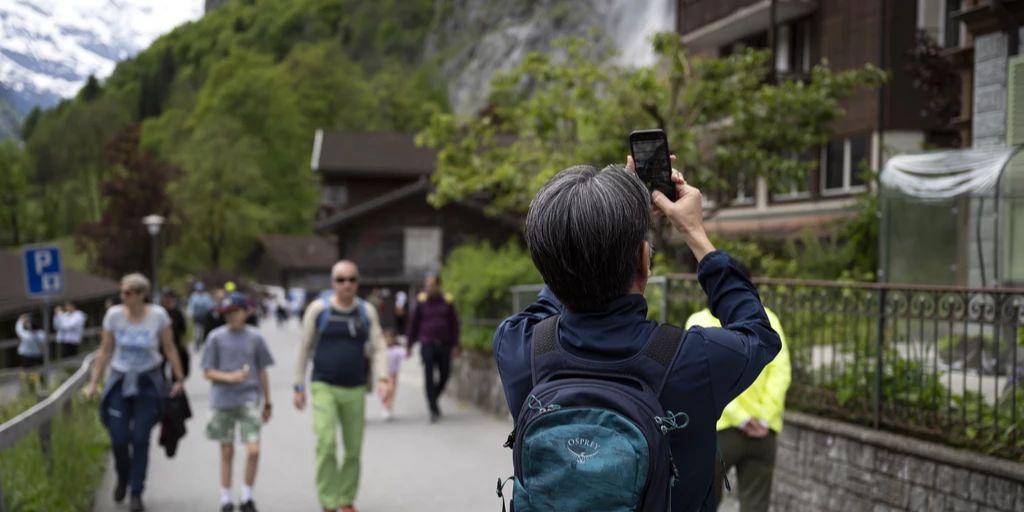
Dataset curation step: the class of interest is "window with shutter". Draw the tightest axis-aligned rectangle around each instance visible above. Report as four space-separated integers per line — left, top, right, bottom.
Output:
1007 56 1024 147
1001 155 1024 284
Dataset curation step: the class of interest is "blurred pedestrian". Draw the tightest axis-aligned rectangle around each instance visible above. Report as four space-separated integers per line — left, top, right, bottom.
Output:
394 290 407 345
406 273 460 423
54 301 86 359
161 289 190 380
187 282 215 351
202 292 274 512
84 273 186 512
275 299 289 327
379 330 404 421
15 313 45 368
204 288 228 346
294 261 390 512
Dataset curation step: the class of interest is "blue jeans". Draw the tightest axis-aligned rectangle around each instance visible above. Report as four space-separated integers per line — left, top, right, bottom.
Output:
105 378 162 494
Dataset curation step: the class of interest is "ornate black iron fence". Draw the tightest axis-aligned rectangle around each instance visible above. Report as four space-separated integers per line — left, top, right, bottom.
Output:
507 276 1024 461
661 274 1024 461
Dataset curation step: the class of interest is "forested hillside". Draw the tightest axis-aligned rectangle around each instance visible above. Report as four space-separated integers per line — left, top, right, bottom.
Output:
1 0 446 279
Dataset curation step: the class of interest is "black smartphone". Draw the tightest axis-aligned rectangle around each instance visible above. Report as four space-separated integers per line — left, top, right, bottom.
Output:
629 129 676 201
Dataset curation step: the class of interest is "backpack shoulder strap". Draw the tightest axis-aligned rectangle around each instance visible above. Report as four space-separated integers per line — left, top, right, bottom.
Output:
530 315 560 387
640 323 685 395
317 297 332 333
356 298 369 331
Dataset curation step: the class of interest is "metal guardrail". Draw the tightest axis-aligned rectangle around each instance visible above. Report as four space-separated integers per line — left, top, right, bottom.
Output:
0 352 95 512
506 275 1024 461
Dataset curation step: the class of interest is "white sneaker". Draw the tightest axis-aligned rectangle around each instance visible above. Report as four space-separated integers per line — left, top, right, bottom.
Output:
382 409 393 421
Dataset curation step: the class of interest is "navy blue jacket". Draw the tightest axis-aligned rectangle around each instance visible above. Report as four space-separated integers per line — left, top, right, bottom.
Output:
493 250 781 511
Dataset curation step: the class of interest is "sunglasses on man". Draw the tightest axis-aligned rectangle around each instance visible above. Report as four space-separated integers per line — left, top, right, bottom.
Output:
333 276 358 284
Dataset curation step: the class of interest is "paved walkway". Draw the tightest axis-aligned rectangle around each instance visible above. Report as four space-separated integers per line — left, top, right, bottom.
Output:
93 321 512 512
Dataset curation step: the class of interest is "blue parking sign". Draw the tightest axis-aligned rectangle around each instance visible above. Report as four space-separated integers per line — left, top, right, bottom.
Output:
22 246 63 297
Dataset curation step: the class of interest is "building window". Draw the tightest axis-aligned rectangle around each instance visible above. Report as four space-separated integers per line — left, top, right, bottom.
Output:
792 18 812 74
919 0 963 48
721 18 813 77
321 184 348 207
775 24 791 73
822 134 871 195
849 134 869 187
771 150 815 201
734 174 756 206
404 227 441 277
944 0 962 48
824 139 845 191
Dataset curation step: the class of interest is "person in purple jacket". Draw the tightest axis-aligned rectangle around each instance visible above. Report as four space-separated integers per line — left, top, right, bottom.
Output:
493 159 781 511
406 273 461 423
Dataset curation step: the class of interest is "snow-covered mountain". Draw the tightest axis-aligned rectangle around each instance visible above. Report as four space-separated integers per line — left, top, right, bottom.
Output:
0 0 204 116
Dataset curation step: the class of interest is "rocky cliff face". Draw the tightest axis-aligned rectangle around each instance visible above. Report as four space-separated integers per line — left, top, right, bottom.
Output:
426 0 676 116
205 0 229 12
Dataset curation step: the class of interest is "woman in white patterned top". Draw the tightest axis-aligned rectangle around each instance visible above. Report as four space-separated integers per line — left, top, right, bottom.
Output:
84 273 186 512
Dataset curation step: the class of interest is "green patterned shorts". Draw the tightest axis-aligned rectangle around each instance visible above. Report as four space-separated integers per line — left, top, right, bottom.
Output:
206 403 262 444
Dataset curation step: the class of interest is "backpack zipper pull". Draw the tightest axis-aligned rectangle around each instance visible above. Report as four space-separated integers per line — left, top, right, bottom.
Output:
503 430 515 449
526 394 562 414
654 410 690 434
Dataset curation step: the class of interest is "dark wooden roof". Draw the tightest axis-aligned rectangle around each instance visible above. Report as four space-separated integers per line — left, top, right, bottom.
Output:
0 251 119 318
257 235 338 270
311 130 436 177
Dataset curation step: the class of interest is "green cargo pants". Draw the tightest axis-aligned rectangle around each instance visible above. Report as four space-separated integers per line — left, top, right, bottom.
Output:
713 427 777 512
312 381 366 509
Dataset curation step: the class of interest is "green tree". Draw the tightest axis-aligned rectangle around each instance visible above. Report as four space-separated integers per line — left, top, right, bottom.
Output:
419 36 886 218
163 115 272 271
0 141 33 246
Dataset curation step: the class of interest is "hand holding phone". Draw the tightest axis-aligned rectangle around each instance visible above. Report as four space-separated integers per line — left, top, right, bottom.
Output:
629 129 677 201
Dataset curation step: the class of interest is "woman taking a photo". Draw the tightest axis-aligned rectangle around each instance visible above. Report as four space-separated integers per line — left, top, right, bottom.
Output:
85 273 186 512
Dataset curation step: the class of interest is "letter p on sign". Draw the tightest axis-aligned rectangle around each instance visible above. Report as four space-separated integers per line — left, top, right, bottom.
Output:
23 246 64 297
34 251 52 274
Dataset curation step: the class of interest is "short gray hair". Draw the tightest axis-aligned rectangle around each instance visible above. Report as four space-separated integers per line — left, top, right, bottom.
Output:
121 273 151 295
525 164 650 311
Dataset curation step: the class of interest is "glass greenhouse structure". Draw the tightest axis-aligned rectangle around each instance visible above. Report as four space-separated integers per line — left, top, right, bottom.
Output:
880 147 1024 287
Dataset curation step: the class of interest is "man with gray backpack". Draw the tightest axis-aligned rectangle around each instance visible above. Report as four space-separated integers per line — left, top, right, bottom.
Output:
293 260 392 512
493 160 781 511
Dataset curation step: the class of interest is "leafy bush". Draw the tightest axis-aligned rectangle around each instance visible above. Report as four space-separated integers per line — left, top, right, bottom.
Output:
441 240 541 353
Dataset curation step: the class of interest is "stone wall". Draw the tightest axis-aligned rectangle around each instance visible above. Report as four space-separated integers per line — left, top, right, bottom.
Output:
451 352 1024 511
973 32 1009 149
774 412 1024 512
450 349 512 419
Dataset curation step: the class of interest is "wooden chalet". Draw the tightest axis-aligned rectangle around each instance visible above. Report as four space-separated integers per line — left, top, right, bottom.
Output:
310 130 520 288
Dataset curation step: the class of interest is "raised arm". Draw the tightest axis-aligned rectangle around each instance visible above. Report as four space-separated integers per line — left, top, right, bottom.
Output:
693 252 780 413
650 164 780 413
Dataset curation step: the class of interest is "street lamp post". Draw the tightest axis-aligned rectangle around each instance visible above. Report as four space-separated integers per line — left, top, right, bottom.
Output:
142 214 165 303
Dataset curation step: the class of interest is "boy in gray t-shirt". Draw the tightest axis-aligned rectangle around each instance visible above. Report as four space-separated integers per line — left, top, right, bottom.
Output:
201 293 273 512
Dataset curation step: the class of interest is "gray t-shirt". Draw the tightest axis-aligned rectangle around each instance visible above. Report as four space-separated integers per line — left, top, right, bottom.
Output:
201 325 274 409
103 305 170 373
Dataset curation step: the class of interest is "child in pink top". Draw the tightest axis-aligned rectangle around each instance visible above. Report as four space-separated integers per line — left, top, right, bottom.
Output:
381 330 404 420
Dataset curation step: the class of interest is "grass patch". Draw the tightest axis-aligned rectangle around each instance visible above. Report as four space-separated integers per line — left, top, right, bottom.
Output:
0 395 109 512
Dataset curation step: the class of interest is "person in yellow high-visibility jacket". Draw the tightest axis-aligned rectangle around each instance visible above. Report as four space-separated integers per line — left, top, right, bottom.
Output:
686 305 790 512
